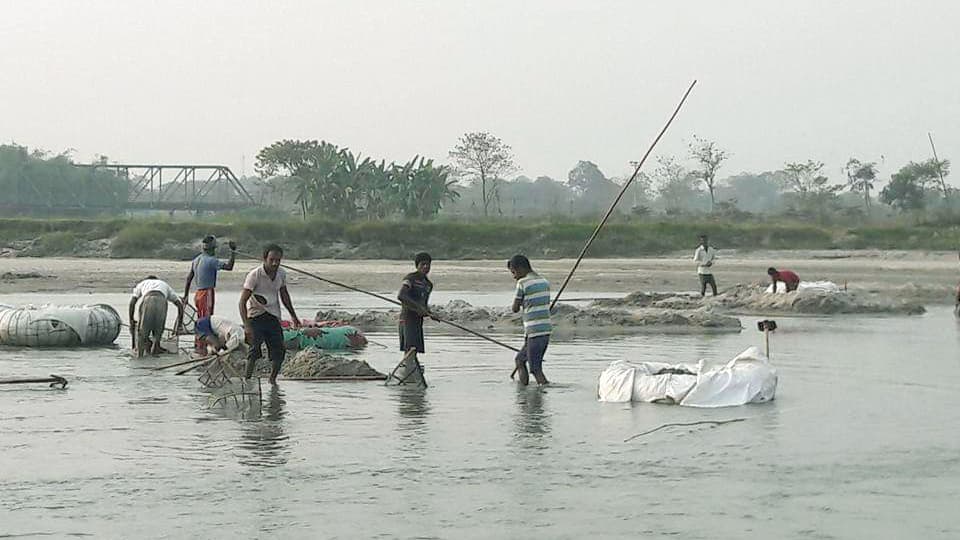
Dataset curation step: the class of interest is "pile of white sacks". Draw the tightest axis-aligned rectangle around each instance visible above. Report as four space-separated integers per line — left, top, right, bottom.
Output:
765 280 841 294
597 346 778 407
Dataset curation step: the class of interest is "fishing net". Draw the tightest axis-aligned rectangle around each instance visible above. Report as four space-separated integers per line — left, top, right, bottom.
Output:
198 350 262 410
385 350 427 388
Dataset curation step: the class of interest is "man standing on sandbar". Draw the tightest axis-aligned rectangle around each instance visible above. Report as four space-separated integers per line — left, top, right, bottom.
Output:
693 233 718 297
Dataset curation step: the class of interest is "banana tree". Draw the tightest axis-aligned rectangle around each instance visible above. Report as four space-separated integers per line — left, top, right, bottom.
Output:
392 156 459 218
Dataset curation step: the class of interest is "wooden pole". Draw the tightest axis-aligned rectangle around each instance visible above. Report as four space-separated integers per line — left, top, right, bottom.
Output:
928 132 948 198
549 80 697 310
0 375 68 388
176 356 219 376
236 252 520 353
511 80 697 379
152 353 216 371
764 327 770 359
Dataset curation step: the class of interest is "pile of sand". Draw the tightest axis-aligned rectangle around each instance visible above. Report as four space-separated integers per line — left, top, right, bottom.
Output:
224 348 385 379
316 299 742 333
719 285 925 315
595 285 926 315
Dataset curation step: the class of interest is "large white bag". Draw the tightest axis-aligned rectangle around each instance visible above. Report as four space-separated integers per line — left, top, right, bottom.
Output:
598 346 777 408
765 280 840 294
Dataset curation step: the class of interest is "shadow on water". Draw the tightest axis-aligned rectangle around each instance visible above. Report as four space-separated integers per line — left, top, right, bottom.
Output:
237 385 290 468
512 386 551 447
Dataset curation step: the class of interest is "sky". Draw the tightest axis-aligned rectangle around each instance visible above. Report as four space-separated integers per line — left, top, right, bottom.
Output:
2 0 958 184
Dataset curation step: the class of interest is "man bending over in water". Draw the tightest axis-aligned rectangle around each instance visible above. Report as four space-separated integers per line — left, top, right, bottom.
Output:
129 275 184 357
195 315 246 356
509 254 551 386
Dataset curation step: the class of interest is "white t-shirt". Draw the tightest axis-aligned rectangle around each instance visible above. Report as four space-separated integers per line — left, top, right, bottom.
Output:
209 315 245 350
132 279 179 302
243 265 287 319
693 245 716 275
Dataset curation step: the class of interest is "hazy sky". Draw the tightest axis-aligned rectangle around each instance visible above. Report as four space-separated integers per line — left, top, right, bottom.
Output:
2 1 958 184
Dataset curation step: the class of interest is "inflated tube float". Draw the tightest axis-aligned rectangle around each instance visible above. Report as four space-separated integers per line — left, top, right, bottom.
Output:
0 304 122 347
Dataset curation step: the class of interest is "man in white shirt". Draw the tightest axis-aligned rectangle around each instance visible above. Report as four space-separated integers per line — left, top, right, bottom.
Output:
692 234 718 297
238 244 301 384
128 275 185 357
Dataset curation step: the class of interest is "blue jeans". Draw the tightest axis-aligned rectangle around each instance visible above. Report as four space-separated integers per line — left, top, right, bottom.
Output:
516 335 549 375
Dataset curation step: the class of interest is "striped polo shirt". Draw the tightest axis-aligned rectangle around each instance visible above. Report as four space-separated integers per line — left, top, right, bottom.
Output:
516 272 553 338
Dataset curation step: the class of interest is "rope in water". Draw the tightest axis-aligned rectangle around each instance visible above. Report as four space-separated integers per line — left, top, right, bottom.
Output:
623 418 745 442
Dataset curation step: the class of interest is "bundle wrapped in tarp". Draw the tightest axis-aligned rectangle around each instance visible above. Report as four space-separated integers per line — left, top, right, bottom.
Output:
0 303 122 347
766 280 840 294
598 346 778 407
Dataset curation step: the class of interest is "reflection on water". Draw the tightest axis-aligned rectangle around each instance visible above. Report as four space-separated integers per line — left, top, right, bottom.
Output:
513 386 551 447
237 385 289 468
394 386 430 429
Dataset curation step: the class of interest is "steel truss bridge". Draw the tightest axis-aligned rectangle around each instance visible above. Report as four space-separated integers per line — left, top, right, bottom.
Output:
76 163 257 211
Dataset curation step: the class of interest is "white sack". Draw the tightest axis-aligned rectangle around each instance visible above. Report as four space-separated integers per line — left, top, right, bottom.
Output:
597 346 778 408
679 346 778 408
765 280 840 294
598 360 698 403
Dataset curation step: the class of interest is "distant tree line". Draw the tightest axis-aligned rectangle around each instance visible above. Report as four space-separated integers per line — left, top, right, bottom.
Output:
1 132 952 225
0 144 127 210
441 131 953 225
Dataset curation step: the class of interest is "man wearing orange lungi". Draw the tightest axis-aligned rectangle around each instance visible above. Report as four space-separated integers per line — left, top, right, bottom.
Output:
184 235 236 352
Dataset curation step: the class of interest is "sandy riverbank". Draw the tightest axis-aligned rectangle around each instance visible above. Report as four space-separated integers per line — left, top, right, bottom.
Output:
0 250 956 304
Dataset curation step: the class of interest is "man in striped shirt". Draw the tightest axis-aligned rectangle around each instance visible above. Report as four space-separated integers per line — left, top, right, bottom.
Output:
508 254 551 386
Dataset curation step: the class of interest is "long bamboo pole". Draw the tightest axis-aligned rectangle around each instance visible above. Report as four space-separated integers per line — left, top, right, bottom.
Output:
152 353 216 371
550 80 697 309
0 374 68 388
928 132 948 198
510 80 697 379
235 252 520 353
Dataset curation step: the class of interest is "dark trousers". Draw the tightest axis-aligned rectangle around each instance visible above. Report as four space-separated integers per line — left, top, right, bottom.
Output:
398 318 425 353
515 335 550 375
699 274 717 296
245 313 285 378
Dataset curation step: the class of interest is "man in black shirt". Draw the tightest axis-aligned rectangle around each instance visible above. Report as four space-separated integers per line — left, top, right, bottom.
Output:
392 252 433 386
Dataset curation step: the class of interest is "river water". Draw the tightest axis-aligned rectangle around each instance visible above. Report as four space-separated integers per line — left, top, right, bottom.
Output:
2 289 959 539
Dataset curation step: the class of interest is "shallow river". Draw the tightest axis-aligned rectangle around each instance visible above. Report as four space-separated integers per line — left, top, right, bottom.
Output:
2 289 959 539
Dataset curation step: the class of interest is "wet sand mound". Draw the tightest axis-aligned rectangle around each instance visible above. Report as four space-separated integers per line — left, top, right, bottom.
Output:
225 348 385 379
316 299 742 334
713 284 926 315
884 282 953 305
720 285 925 315
596 285 926 315
591 291 693 308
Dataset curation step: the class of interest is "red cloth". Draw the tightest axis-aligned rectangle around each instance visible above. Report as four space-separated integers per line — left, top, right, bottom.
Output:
775 270 800 284
194 288 215 350
280 318 348 329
